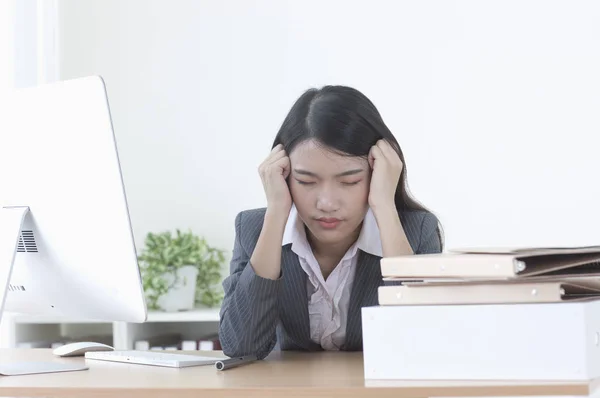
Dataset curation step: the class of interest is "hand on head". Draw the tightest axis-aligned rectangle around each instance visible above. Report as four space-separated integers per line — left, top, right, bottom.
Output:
258 144 292 216
367 139 403 211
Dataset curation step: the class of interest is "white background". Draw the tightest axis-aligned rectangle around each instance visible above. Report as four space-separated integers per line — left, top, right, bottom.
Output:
14 0 600 259
0 1 15 91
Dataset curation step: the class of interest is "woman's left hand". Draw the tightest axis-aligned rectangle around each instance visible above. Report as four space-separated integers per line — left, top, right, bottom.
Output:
368 139 403 212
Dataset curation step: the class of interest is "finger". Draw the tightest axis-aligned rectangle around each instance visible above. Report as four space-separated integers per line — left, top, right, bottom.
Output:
370 146 384 168
272 156 291 178
266 148 287 165
268 144 285 159
371 145 384 158
376 139 394 161
259 148 286 174
282 157 291 179
368 146 376 169
378 139 403 167
270 143 284 154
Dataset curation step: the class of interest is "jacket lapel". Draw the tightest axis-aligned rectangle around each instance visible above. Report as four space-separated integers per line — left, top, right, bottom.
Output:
343 251 383 351
279 245 321 351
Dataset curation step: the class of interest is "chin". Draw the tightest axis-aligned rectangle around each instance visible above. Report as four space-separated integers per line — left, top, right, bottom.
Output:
307 223 352 244
311 232 342 244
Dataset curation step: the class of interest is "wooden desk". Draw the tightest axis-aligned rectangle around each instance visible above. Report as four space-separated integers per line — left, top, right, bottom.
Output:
0 349 597 398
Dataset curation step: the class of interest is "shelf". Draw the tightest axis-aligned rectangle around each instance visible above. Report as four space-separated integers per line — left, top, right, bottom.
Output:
4 308 220 324
146 308 220 322
0 308 221 349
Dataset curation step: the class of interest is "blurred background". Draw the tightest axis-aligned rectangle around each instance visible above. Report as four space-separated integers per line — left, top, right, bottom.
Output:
1 0 599 350
4 0 600 255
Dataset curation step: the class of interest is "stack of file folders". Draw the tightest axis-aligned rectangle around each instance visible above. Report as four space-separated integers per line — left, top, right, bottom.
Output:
378 245 600 305
362 245 600 381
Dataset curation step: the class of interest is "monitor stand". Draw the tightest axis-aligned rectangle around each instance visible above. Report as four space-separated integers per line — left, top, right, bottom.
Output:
0 206 88 376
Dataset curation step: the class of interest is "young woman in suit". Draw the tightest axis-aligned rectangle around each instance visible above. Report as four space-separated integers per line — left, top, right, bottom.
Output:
219 86 443 359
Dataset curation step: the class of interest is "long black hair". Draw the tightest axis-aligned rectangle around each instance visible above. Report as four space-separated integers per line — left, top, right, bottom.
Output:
272 85 443 247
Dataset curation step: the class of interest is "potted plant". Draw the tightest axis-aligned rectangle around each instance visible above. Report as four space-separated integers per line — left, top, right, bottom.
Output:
137 229 226 311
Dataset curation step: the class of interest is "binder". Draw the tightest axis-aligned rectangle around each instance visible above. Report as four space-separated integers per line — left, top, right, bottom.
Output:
451 246 600 254
380 246 600 279
370 246 600 380
378 279 600 305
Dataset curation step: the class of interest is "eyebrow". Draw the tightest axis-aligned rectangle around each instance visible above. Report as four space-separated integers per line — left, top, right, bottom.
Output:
294 168 365 178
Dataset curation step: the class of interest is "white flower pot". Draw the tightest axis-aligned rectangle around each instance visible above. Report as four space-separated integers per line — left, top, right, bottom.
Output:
156 265 198 312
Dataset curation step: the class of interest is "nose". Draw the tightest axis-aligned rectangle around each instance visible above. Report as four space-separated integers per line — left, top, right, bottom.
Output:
315 185 340 213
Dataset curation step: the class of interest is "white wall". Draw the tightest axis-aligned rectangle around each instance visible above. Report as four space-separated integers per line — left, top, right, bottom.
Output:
57 0 600 259
2 0 60 90
0 1 15 91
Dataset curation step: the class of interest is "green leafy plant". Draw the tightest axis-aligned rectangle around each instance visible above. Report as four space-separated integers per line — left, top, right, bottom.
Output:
137 229 225 310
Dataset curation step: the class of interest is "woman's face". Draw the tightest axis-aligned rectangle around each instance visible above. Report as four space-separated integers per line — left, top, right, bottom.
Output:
288 139 371 245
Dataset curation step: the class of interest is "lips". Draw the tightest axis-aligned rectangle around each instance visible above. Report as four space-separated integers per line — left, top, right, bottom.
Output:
317 218 341 223
316 217 342 229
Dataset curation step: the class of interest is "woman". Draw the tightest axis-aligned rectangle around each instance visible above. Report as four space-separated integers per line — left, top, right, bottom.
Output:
219 85 442 359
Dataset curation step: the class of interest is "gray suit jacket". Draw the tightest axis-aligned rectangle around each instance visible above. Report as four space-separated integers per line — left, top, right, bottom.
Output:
218 207 441 359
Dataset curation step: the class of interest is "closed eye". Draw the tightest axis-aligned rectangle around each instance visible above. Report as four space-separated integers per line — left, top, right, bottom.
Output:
296 179 315 185
341 181 361 186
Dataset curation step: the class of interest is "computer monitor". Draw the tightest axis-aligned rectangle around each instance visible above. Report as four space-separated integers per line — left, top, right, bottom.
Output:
0 76 147 374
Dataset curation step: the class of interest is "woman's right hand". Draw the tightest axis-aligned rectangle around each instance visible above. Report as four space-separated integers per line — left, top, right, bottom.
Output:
258 144 292 215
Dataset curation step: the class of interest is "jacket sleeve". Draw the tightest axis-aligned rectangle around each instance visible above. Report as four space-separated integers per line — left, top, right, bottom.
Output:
218 211 280 359
383 211 442 287
416 212 442 254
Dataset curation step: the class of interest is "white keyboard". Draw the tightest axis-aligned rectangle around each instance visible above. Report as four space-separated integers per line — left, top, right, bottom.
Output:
84 350 228 368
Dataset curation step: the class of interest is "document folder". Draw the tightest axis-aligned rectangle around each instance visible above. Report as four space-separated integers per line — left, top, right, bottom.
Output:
378 279 600 305
380 246 600 279
379 246 600 305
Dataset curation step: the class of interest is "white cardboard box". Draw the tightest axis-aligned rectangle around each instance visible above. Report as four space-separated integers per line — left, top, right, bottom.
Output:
362 300 600 381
